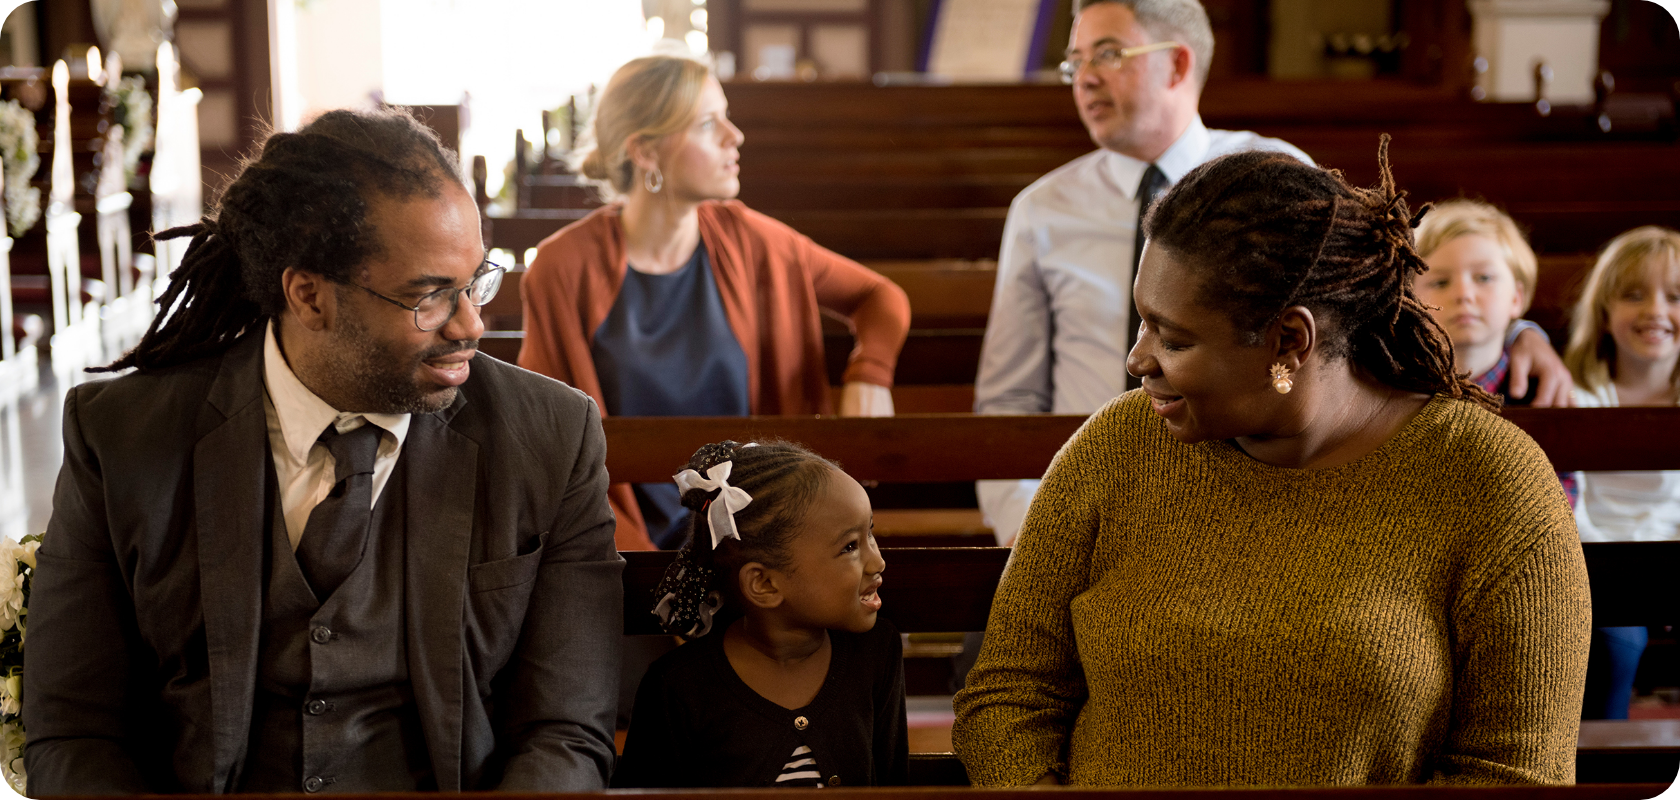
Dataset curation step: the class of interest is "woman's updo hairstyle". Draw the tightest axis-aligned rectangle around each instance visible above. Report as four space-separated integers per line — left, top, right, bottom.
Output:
1143 136 1499 411
652 440 841 638
573 55 710 200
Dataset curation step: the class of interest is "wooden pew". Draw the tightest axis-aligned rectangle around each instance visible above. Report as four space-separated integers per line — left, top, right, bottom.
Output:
474 252 1600 406
494 83 1676 272
732 154 1679 261
502 162 1674 271
722 80 1676 147
716 83 1677 262
608 409 1680 785
63 785 1674 797
622 545 1679 785
600 408 1680 482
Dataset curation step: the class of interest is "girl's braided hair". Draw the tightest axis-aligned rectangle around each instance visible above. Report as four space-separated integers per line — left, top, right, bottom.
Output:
652 440 839 639
1143 136 1499 411
96 107 461 374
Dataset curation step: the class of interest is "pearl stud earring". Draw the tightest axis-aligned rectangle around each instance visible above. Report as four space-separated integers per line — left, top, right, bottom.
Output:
1269 363 1293 395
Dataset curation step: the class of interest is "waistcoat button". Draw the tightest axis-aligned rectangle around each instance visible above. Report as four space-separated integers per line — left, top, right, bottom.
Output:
793 715 808 730
828 775 842 786
311 625 333 644
303 776 324 793
305 699 329 715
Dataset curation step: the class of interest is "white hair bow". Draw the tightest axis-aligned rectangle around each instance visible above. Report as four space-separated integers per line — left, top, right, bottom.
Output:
673 461 754 550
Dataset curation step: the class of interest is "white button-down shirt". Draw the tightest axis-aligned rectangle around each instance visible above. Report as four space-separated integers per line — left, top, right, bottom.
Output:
262 321 412 550
974 117 1311 543
1571 382 1680 542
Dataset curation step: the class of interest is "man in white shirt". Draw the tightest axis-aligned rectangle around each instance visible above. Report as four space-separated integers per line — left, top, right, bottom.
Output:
974 0 1570 544
975 0 1308 543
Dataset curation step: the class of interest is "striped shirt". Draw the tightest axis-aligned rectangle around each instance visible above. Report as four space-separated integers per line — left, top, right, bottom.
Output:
776 745 823 786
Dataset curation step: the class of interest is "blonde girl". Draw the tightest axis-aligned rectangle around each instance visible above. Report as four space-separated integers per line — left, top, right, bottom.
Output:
1562 225 1680 718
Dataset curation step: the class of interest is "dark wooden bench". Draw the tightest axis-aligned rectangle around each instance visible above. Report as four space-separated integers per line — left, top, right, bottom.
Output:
622 541 1679 785
715 82 1679 259
721 79 1676 145
83 784 1679 797
608 408 1680 785
472 249 1608 404
500 82 1680 264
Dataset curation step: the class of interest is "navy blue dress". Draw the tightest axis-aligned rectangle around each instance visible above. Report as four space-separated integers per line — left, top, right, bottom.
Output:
592 244 750 548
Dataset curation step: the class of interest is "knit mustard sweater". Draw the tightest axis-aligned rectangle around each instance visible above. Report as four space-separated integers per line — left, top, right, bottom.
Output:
952 392 1590 787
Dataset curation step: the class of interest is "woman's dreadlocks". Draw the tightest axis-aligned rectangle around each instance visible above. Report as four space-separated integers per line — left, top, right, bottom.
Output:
1143 135 1499 411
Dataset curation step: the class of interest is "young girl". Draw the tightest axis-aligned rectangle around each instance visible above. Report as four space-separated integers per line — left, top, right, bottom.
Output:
1563 225 1680 718
613 440 908 788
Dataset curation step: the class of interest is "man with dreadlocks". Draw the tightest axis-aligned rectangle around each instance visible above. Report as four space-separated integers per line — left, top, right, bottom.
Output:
23 109 622 794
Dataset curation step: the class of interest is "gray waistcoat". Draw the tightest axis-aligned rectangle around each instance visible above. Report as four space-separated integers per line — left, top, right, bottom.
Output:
239 456 434 793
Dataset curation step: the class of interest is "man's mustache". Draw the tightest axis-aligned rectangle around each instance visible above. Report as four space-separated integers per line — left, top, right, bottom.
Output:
417 340 477 361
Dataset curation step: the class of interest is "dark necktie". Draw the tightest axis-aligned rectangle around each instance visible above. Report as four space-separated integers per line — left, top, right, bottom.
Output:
1125 164 1170 391
296 422 383 598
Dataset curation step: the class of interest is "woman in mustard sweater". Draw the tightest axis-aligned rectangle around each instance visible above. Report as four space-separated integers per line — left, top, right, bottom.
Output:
951 143 1589 787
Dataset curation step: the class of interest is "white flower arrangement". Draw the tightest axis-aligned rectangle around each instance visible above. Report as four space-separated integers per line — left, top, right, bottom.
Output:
0 534 40 795
0 100 41 238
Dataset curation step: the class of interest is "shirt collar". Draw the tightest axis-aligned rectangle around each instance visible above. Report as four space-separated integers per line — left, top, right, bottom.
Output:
263 320 412 463
1471 349 1511 394
1105 116 1211 200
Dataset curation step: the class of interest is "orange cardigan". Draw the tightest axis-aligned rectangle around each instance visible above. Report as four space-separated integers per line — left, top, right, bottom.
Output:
518 200 910 550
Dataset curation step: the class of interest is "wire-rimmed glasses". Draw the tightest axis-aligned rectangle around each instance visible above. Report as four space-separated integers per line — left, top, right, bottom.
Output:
357 263 506 332
1058 40 1183 84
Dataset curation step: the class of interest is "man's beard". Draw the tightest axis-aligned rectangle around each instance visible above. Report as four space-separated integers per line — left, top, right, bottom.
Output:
320 308 476 415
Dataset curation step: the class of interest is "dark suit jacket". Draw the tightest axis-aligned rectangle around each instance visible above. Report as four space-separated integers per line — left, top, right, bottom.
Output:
23 332 623 794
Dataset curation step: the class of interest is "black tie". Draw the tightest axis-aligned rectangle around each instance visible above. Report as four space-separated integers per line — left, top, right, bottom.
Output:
1125 164 1170 391
296 422 383 598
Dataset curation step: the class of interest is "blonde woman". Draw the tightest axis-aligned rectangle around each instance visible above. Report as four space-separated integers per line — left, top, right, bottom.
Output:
1562 226 1680 719
519 56 910 551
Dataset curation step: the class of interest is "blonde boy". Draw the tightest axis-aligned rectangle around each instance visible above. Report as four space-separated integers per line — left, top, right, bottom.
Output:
1413 199 1540 402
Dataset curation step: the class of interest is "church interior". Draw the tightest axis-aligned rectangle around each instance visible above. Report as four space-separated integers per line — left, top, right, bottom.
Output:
0 0 1677 795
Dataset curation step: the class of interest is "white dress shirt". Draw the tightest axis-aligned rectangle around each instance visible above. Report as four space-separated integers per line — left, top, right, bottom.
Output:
1570 382 1680 542
262 321 412 550
974 117 1311 544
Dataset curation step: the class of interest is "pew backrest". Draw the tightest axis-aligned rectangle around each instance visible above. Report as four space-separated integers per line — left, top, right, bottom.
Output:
609 409 1680 632
600 408 1680 483
622 541 1678 635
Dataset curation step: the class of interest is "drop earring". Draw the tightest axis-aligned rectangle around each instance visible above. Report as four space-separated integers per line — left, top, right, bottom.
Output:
644 167 663 194
1269 363 1293 395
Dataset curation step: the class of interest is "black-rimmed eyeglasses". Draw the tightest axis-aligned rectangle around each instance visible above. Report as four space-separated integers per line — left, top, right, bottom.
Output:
357 264 506 332
1059 40 1182 84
